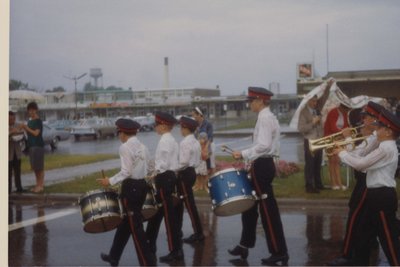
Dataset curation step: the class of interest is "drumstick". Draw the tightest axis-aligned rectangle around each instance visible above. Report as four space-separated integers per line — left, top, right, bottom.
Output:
221 144 235 154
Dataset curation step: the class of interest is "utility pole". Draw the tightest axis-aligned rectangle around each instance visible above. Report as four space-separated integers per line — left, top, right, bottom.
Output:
64 73 87 119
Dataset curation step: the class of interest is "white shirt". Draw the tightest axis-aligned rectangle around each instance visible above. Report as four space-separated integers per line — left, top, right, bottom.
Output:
109 136 150 186
155 132 179 173
242 107 280 161
179 134 201 170
339 140 398 188
347 133 378 157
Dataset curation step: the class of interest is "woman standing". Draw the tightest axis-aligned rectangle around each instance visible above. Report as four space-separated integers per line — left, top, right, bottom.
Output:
20 102 45 193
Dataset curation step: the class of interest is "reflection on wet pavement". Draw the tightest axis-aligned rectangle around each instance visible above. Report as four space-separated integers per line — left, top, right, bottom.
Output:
11 200 388 266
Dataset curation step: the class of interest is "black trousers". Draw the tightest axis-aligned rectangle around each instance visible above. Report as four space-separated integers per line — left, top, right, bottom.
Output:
353 187 400 266
176 167 203 236
341 171 368 260
304 139 324 190
146 171 181 253
9 154 22 193
239 158 288 256
108 178 154 266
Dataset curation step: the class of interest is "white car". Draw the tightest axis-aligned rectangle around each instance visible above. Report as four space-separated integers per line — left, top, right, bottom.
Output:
70 118 116 141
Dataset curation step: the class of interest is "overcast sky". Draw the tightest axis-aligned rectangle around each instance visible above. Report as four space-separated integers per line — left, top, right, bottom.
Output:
9 0 400 95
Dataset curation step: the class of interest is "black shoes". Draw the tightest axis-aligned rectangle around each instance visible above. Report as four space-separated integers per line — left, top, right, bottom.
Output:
159 249 184 263
228 245 249 260
100 253 119 267
326 256 353 266
261 253 289 265
183 233 205 244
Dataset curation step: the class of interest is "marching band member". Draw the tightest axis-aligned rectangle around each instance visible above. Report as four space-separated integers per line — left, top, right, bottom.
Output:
97 118 156 267
145 111 183 263
333 108 400 266
176 116 205 243
228 87 289 265
328 101 384 266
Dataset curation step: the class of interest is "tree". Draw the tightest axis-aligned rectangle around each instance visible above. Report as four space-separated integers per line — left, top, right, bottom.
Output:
46 86 66 93
9 79 28 91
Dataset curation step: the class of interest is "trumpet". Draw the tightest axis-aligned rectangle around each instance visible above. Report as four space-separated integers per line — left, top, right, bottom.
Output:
308 125 364 149
309 135 368 156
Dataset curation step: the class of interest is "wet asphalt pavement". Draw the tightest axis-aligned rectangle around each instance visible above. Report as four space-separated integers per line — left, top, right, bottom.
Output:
9 128 394 266
8 197 391 266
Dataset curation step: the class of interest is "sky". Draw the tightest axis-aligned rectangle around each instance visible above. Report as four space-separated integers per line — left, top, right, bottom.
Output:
9 0 400 96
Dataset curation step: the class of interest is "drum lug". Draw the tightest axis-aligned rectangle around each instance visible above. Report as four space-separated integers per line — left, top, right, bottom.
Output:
212 199 216 205
207 182 211 187
224 192 228 197
261 194 268 199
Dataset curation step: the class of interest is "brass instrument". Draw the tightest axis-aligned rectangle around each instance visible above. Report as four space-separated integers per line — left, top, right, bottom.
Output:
308 125 365 156
309 135 368 156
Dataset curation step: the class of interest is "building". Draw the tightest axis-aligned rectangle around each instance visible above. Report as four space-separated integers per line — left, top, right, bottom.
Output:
297 69 400 100
10 86 299 124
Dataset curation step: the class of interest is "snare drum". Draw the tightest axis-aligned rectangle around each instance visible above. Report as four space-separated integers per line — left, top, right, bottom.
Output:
208 168 256 216
78 189 122 233
142 189 158 220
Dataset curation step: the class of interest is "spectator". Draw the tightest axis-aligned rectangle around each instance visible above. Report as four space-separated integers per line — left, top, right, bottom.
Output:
298 80 331 193
324 102 351 190
20 102 45 193
9 111 26 193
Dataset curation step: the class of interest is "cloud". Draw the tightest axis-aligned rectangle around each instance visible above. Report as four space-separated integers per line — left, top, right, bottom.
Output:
9 0 400 94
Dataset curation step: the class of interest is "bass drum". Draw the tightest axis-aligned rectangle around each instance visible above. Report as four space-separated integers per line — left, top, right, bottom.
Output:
78 189 122 233
208 168 256 216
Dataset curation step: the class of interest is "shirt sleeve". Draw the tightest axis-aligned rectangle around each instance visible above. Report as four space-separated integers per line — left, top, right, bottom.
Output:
339 146 387 172
242 115 274 160
109 145 132 186
179 140 191 169
155 139 171 172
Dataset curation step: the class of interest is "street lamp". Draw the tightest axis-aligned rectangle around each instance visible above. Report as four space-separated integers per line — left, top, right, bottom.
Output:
64 72 87 119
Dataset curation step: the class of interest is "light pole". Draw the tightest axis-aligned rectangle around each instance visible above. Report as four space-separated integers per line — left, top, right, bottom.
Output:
64 73 87 119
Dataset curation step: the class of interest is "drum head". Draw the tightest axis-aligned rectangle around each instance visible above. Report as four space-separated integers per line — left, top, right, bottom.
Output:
84 216 122 233
213 197 256 216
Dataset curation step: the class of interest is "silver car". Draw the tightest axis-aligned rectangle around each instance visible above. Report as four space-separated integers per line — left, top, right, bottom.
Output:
70 118 116 141
42 124 71 150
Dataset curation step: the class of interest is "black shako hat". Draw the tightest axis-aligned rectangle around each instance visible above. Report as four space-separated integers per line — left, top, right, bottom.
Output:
179 116 198 131
155 111 177 126
373 108 400 133
115 118 140 134
360 101 385 118
247 87 273 100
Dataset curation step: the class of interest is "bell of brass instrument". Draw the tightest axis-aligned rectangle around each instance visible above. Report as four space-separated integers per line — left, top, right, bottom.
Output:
309 135 368 156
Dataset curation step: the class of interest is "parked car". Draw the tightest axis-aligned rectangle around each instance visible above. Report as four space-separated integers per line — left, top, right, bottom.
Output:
70 118 116 140
134 115 155 132
42 124 71 150
20 124 70 151
47 119 77 131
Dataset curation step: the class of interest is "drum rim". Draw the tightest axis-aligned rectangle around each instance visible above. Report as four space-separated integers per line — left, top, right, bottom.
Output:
211 195 256 208
79 188 118 200
211 168 246 177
